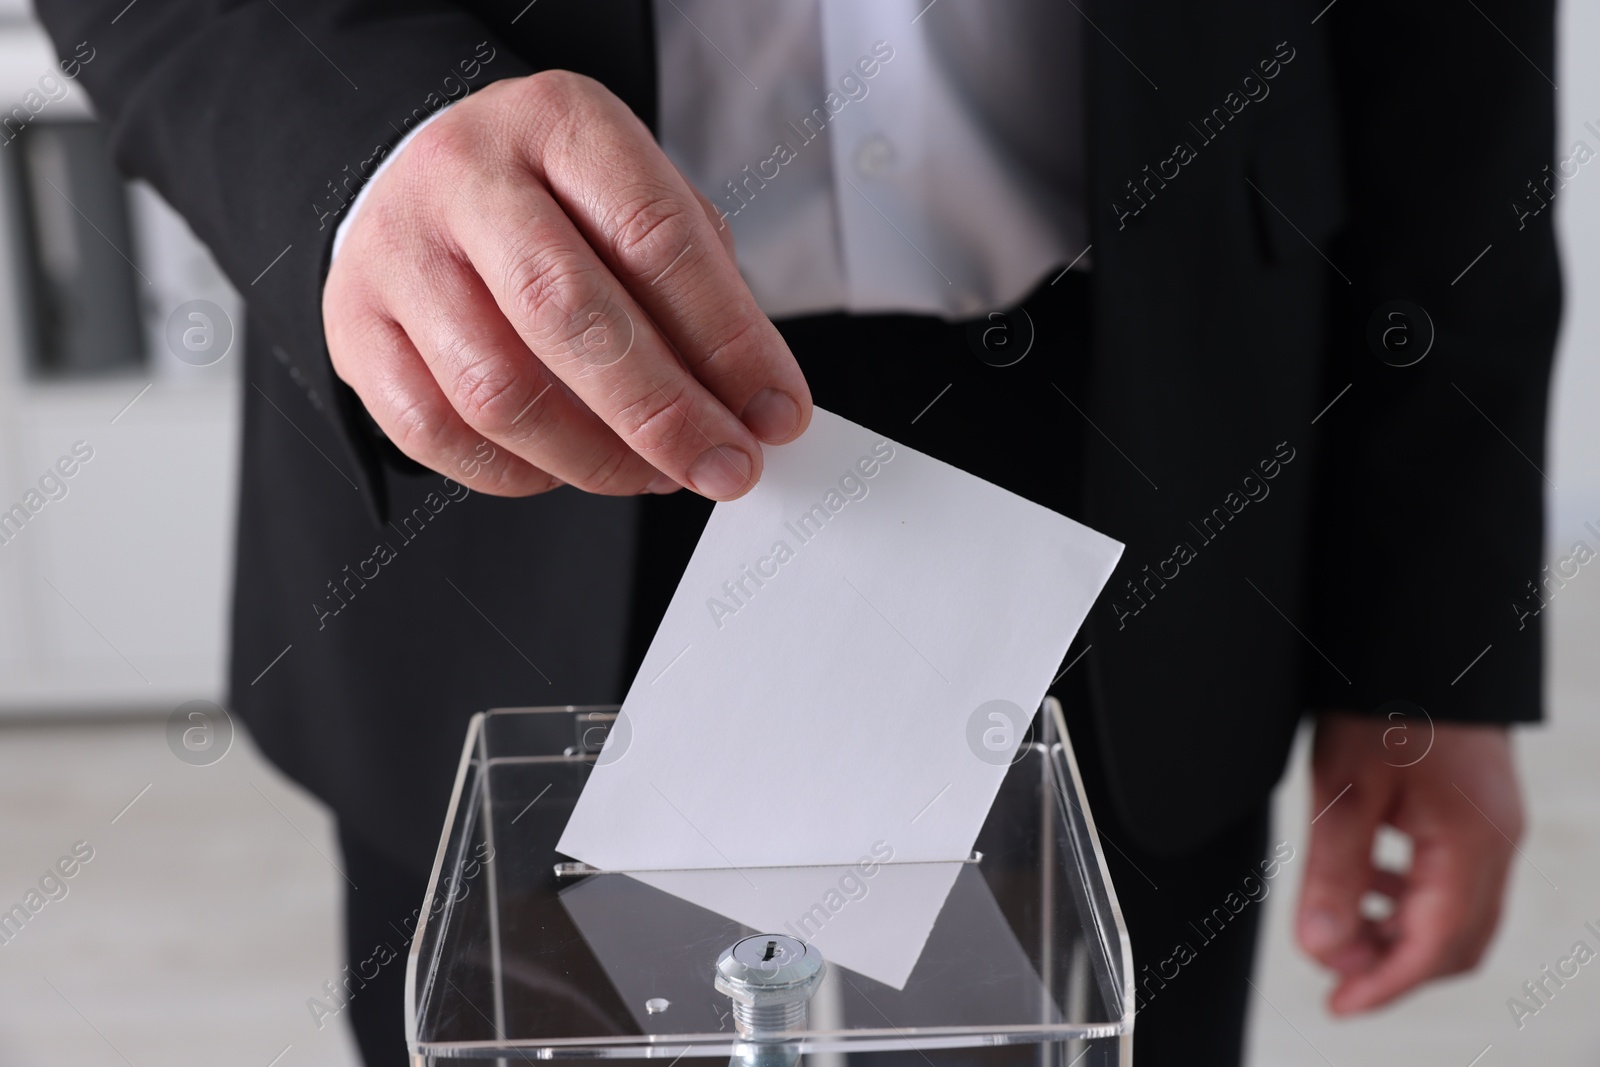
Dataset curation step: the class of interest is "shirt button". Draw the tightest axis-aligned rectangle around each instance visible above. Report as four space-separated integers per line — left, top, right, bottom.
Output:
855 135 894 178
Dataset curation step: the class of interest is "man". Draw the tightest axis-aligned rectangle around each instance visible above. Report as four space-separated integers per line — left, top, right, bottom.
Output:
36 1 1556 1064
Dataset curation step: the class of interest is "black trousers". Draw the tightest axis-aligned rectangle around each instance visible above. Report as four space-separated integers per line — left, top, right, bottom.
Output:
338 271 1271 1065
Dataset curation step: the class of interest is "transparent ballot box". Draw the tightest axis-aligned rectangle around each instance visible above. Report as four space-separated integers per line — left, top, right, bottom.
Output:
406 700 1135 1066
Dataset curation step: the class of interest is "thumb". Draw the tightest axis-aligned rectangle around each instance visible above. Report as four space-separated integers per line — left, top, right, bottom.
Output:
1296 779 1383 968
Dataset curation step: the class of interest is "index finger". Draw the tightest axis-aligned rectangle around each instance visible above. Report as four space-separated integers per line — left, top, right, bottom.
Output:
523 72 812 445
1296 780 1385 966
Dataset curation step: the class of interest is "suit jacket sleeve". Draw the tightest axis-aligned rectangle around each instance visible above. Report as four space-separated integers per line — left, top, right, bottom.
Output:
32 0 538 505
1306 0 1561 724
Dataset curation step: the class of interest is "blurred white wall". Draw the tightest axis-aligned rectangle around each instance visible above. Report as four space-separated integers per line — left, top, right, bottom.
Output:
0 19 241 714
1548 0 1600 545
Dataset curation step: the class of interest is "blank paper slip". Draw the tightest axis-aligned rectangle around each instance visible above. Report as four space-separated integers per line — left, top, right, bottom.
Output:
557 407 1123 874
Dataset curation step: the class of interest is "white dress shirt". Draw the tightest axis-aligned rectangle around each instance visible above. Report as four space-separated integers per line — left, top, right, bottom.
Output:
656 0 1085 320
335 2 1085 322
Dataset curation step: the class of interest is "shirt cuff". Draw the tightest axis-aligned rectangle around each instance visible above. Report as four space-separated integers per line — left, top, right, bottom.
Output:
330 104 454 263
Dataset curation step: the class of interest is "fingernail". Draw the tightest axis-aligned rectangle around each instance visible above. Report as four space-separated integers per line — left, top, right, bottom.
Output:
644 472 681 494
687 445 754 499
1302 910 1347 951
741 388 801 443
1330 981 1375 1015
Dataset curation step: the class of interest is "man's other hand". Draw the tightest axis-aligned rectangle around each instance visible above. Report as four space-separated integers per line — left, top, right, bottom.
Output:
1295 711 1524 1014
323 71 812 499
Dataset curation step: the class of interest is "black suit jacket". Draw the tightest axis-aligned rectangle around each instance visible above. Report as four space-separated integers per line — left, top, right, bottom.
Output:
37 0 1559 870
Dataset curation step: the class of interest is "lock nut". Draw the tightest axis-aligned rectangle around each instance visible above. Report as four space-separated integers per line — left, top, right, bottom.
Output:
714 934 826 1037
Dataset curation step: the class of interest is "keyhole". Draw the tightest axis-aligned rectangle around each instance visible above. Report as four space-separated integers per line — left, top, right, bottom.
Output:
761 940 778 962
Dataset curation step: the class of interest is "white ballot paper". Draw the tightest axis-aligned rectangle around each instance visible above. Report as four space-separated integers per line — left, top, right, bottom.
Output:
556 408 1121 983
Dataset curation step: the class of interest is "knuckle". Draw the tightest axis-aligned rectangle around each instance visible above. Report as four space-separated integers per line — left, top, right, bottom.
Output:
502 245 611 354
474 459 561 498
455 443 544 496
566 445 644 496
354 185 413 257
516 69 602 142
387 392 454 463
607 189 696 273
502 380 565 448
322 284 387 385
445 345 532 433
521 68 595 107
612 387 698 464
687 307 765 374
404 116 479 181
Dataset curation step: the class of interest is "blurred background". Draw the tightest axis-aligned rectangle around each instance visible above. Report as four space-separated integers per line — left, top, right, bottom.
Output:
0 1 1596 1063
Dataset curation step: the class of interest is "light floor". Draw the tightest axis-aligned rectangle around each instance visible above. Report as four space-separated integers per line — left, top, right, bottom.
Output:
1 579 1597 1066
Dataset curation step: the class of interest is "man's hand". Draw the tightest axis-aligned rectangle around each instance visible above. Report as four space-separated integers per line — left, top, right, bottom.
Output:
1295 711 1523 1014
323 71 812 499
